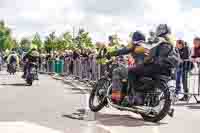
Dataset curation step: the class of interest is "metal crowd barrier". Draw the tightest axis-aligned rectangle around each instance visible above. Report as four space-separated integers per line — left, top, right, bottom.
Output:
169 60 200 103
41 57 200 102
187 62 200 102
69 57 99 82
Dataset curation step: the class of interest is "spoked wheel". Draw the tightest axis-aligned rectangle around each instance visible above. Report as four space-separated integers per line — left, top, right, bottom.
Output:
89 78 110 112
26 78 33 86
141 82 171 122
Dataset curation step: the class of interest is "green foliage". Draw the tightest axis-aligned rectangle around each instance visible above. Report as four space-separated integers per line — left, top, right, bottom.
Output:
32 33 43 49
0 20 96 52
0 20 14 50
75 29 94 49
12 39 19 48
61 32 74 50
44 32 57 53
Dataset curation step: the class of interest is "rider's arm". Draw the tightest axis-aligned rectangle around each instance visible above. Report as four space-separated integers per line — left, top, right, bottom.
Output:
109 45 145 56
108 45 134 56
110 47 132 56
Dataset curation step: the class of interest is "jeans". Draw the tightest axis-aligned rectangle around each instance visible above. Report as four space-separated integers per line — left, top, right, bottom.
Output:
175 67 188 95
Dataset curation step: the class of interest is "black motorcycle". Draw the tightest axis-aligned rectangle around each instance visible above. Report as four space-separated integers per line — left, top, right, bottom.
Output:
8 62 17 74
89 61 174 122
26 62 38 86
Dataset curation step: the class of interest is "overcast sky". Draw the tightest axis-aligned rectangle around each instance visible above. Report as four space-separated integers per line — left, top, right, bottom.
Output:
0 0 200 44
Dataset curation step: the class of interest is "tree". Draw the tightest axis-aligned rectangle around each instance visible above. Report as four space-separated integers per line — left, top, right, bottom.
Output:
75 29 94 49
0 20 13 50
44 32 57 53
32 33 43 50
20 37 31 52
51 32 74 51
12 39 19 48
62 32 74 49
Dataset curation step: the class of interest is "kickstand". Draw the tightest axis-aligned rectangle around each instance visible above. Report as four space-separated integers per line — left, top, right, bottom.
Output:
194 95 200 104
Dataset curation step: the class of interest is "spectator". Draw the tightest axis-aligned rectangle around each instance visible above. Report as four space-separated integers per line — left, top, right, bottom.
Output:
191 37 200 60
176 40 191 101
191 37 200 94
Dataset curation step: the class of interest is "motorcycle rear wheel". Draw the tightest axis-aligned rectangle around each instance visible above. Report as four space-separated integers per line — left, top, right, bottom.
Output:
140 82 171 122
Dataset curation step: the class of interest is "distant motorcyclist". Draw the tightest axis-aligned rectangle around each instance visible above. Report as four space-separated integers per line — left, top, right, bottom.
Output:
106 24 180 104
22 48 40 79
7 50 20 72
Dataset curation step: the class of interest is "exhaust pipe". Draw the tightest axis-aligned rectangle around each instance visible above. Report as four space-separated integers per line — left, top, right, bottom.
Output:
106 97 149 114
105 84 150 115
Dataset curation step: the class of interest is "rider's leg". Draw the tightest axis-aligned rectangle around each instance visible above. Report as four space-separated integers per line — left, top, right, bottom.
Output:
22 62 29 78
112 64 128 104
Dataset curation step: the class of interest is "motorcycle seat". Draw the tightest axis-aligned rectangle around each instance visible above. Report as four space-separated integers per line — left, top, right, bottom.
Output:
139 77 153 82
158 75 171 82
139 74 171 82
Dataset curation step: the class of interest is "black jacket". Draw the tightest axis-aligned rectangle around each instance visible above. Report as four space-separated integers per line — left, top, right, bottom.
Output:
178 47 190 60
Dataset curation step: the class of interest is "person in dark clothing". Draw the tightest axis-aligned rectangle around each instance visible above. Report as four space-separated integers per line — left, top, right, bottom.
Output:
106 24 180 104
191 37 200 95
73 50 80 60
22 48 40 79
175 40 191 101
192 37 200 58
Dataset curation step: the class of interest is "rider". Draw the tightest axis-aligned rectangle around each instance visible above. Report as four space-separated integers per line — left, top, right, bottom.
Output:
107 24 180 104
22 48 40 79
7 50 20 71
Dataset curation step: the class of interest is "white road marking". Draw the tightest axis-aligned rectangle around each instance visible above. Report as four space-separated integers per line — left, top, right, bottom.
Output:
96 125 111 133
152 126 160 133
0 121 62 133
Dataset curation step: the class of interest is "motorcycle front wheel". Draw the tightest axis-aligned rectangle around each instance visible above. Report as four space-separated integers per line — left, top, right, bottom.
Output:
27 81 32 86
89 78 110 112
140 82 171 123
26 76 33 86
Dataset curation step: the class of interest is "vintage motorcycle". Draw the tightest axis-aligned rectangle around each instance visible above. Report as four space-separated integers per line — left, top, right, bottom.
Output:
8 62 17 75
89 60 174 122
26 62 38 86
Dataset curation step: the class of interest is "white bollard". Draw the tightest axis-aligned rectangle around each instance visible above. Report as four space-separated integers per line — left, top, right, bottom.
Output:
83 93 96 121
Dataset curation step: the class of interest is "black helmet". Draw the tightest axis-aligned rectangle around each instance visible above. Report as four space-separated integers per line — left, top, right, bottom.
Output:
132 31 146 44
155 24 171 37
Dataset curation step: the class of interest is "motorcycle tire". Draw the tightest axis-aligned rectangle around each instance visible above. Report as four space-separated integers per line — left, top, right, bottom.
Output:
140 82 171 123
27 79 33 86
89 78 109 112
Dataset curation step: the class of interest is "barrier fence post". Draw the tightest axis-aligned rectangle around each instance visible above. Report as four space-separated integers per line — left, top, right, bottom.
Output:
98 64 101 80
198 63 200 95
